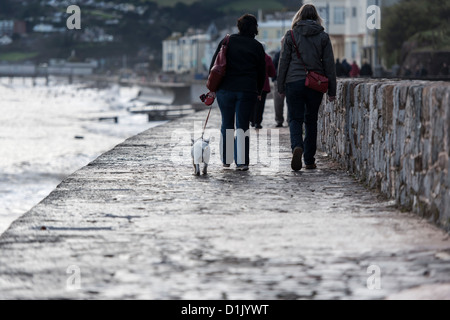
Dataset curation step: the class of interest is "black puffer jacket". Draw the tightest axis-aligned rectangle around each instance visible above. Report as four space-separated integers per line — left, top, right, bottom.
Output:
209 34 266 94
277 20 337 96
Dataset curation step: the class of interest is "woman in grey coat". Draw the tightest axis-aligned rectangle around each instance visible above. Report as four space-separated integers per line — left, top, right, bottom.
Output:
277 4 336 171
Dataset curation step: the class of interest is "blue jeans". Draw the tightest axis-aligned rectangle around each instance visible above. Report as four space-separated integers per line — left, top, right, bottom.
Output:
285 79 324 166
216 89 257 165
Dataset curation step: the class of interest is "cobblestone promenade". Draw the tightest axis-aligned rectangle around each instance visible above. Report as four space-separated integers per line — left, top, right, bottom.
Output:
0 101 449 299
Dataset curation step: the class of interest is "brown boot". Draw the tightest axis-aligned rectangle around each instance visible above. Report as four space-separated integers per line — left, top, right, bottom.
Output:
305 163 317 170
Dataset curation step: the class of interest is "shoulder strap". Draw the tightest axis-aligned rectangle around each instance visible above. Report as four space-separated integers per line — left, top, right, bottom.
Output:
223 34 230 46
290 30 308 74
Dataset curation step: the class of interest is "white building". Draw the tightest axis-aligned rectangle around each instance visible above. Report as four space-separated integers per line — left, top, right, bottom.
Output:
0 20 14 36
306 0 372 65
0 35 12 46
47 59 99 75
33 24 57 33
256 20 292 53
163 32 216 75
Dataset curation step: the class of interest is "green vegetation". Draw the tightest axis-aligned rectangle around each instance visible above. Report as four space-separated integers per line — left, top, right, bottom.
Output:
219 0 284 13
86 9 121 20
0 52 39 62
144 0 200 7
380 0 450 66
409 29 450 50
0 0 302 71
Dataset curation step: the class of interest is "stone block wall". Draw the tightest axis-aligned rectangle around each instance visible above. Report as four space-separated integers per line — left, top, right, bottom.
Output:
318 79 450 230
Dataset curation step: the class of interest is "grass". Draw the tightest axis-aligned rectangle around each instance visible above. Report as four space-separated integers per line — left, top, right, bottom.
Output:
0 52 39 62
142 0 284 11
141 0 200 7
86 9 120 20
219 0 284 13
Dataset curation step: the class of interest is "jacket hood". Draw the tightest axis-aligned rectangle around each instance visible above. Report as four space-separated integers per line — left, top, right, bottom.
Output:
294 20 324 37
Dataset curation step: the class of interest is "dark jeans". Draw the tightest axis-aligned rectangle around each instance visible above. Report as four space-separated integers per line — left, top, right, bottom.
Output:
216 89 257 165
273 80 286 125
252 91 267 126
285 79 324 166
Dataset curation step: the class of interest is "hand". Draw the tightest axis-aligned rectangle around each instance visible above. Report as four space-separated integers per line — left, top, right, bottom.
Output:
328 95 336 102
278 92 285 99
257 95 262 101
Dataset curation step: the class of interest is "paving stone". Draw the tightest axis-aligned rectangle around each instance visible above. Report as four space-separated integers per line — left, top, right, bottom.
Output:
0 100 449 300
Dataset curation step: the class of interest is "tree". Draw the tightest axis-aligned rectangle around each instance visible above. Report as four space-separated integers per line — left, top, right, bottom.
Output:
0 0 14 17
380 0 450 65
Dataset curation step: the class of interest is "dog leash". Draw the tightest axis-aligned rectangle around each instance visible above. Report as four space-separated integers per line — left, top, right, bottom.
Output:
201 105 213 140
200 105 213 164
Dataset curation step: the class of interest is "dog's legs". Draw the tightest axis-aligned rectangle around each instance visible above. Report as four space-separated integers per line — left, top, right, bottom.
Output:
194 164 201 176
202 163 208 175
192 160 199 175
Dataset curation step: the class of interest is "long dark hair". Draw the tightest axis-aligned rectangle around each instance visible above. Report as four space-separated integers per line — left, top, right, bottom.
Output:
292 4 323 28
237 14 259 37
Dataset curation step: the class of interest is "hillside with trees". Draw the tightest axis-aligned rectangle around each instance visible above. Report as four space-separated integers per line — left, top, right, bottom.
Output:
380 0 450 76
0 0 302 72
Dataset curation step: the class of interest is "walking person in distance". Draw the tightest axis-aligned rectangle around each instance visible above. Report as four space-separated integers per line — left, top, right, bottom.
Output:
252 44 276 130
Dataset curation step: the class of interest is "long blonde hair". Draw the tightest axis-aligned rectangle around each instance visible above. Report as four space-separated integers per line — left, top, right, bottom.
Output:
291 4 323 29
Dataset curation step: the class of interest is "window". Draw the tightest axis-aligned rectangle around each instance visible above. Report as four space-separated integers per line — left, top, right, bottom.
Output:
334 7 345 24
352 7 357 17
351 41 357 59
317 7 328 19
166 53 173 69
263 30 269 40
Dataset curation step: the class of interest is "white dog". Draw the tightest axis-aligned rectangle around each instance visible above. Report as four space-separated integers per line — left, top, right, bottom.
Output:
191 138 210 175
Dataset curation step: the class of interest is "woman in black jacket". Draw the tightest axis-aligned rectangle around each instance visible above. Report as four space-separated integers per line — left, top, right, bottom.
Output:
277 4 336 171
209 14 266 171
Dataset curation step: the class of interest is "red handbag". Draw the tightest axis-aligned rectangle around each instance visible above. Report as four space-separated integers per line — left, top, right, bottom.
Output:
290 30 329 94
207 34 230 92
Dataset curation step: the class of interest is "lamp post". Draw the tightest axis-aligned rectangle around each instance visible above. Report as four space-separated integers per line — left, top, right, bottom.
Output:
374 0 381 77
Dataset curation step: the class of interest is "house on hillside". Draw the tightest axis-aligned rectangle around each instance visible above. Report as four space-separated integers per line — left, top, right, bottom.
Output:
0 35 12 46
0 20 14 37
33 24 59 33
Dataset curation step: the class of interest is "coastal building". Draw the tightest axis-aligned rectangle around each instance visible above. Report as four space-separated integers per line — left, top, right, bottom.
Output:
162 32 182 73
256 19 292 53
13 20 26 35
0 62 36 75
162 31 217 75
47 59 99 75
33 24 57 33
81 27 114 43
0 20 14 36
0 20 26 37
0 35 13 46
305 0 370 65
307 0 399 68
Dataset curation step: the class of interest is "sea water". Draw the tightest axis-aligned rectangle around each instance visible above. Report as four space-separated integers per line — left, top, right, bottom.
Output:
0 77 166 235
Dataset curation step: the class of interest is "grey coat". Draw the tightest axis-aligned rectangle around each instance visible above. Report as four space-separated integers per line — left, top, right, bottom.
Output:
277 20 337 97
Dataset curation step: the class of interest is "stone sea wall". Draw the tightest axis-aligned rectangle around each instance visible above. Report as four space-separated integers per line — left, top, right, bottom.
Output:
318 79 450 230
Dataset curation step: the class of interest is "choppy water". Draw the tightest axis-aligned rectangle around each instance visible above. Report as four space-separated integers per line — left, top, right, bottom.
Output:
0 77 166 235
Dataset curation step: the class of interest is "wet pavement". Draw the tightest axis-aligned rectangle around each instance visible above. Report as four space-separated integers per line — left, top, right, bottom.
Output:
0 100 449 300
